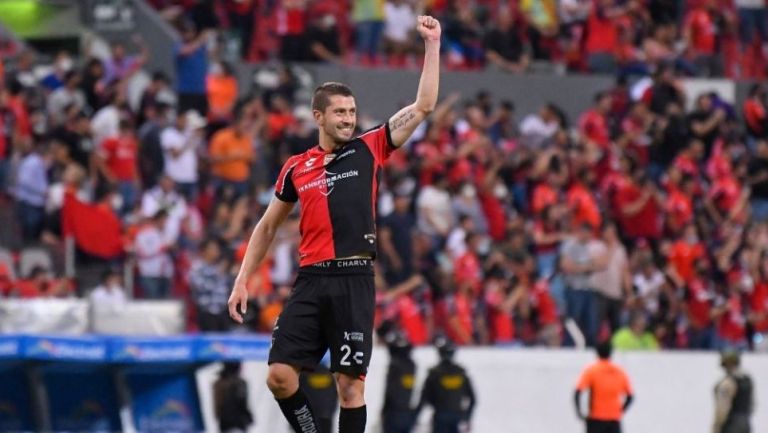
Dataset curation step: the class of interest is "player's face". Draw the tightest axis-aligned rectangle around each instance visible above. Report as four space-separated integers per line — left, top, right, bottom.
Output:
318 95 357 143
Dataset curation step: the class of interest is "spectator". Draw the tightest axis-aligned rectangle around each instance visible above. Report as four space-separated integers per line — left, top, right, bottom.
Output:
379 191 416 285
683 0 726 77
611 311 660 350
12 266 70 298
137 102 170 189
383 0 417 67
748 139 768 222
140 175 188 246
50 110 94 172
190 238 232 332
519 0 559 61
416 173 454 245
138 71 173 125
584 0 624 74
47 71 85 126
161 110 206 201
80 57 106 112
40 51 75 91
305 12 343 63
90 86 125 148
103 37 149 84
689 93 727 154
352 0 386 65
277 0 308 62
483 7 530 73
208 110 255 200
743 83 768 141
560 222 606 346
175 21 210 114
96 119 140 214
13 140 49 242
206 61 239 132
134 209 173 299
714 271 749 350
89 268 127 306
684 258 717 349
591 222 632 336
443 4 484 68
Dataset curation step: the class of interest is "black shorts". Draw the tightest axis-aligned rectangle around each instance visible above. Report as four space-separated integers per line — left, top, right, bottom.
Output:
268 259 375 378
586 419 621 433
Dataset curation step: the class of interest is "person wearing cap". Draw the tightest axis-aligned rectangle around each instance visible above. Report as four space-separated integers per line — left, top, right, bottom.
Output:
381 329 417 433
713 351 754 433
414 336 476 433
574 341 633 433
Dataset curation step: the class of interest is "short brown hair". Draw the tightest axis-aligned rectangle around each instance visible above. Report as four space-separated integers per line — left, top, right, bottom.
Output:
311 82 354 112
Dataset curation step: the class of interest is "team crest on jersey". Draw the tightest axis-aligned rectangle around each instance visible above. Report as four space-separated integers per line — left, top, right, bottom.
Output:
323 154 336 166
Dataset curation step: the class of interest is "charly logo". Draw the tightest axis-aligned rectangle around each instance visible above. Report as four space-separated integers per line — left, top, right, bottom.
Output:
343 331 364 342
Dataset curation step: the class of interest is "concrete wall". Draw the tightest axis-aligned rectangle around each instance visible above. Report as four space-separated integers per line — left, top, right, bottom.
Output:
196 347 768 433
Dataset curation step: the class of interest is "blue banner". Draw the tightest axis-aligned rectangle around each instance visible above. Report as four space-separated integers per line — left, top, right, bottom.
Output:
0 336 21 359
44 370 121 433
21 336 107 362
109 337 195 363
127 373 203 433
195 334 271 361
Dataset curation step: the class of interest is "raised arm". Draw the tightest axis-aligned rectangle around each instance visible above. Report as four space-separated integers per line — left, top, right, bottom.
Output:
388 16 441 147
228 198 295 323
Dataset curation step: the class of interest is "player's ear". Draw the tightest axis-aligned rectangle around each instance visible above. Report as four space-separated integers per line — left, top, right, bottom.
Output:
313 109 323 124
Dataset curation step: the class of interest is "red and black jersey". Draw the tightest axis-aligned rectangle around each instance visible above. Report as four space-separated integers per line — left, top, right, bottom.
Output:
275 123 395 266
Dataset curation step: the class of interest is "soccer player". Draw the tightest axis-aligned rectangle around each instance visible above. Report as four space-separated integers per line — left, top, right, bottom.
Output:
227 15 442 433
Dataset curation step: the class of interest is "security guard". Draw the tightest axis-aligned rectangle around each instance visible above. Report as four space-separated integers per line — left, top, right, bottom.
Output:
414 336 476 433
382 330 417 433
713 351 754 433
300 362 339 433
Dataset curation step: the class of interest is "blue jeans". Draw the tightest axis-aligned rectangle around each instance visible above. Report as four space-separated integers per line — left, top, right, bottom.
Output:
139 276 171 299
212 177 249 201
355 20 384 59
738 8 768 44
688 326 714 350
16 201 45 242
566 288 598 346
751 198 768 222
175 182 198 202
117 180 138 215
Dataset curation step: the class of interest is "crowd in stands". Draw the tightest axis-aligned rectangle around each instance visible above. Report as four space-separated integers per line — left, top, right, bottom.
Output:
1 3 768 352
148 0 768 79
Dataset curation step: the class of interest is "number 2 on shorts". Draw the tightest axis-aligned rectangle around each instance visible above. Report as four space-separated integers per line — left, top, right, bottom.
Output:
340 344 352 366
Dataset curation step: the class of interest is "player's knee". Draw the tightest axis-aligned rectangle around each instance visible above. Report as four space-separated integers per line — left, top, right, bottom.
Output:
335 373 365 407
266 364 299 398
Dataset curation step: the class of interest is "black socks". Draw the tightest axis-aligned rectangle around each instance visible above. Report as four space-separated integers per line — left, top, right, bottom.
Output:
339 405 366 433
277 389 320 433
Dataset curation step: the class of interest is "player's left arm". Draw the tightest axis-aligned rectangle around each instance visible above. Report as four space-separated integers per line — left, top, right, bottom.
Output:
388 15 441 148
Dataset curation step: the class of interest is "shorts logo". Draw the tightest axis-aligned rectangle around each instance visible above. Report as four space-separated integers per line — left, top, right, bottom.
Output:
343 332 364 342
364 234 376 244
